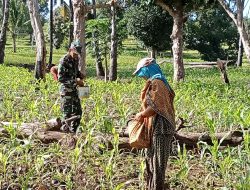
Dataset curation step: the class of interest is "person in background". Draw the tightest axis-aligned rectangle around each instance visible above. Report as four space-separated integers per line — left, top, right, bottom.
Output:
58 40 84 133
133 57 175 190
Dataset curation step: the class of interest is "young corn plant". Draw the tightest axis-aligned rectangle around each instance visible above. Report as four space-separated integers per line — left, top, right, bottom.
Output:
0 146 16 180
173 144 191 182
217 148 235 187
138 154 146 189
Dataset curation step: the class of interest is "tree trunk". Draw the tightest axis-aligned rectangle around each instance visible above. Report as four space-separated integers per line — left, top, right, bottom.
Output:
27 0 46 80
104 47 108 82
236 36 243 67
109 2 118 81
92 0 105 78
171 14 185 82
2 0 5 13
72 0 86 77
12 32 16 53
31 32 35 47
48 0 53 66
69 0 73 47
155 0 185 82
151 47 157 59
236 0 250 63
2 0 5 16
29 33 32 43
237 24 250 63
0 0 10 64
217 0 250 63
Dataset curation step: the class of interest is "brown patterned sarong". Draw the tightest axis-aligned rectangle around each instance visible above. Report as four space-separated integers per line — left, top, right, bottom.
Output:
141 79 175 190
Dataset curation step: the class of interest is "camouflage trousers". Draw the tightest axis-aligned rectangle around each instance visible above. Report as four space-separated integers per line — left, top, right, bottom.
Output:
60 86 82 132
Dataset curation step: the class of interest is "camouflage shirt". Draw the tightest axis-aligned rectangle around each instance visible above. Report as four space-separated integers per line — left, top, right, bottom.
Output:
58 54 82 87
58 54 83 97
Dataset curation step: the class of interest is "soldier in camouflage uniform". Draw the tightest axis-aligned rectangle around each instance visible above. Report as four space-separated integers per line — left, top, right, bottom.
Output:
58 40 84 132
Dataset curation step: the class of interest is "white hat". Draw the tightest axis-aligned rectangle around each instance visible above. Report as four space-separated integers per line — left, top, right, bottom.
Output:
133 58 154 75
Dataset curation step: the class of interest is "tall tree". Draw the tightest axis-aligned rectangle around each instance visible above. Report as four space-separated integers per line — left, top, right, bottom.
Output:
185 5 238 61
126 4 172 58
154 0 186 82
48 0 54 66
0 0 4 23
236 36 243 66
109 0 118 81
92 0 105 78
69 0 73 46
86 19 110 80
217 0 250 63
148 0 214 81
9 0 26 53
0 0 10 64
27 0 46 80
72 0 86 77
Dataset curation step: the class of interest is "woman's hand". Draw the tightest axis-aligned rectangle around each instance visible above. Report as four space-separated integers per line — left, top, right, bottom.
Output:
134 112 145 123
134 107 156 122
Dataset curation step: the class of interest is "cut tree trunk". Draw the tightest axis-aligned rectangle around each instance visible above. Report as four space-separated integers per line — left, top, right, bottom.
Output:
109 1 118 81
72 0 86 77
27 0 46 80
217 58 230 84
0 0 10 64
0 120 247 150
92 0 105 78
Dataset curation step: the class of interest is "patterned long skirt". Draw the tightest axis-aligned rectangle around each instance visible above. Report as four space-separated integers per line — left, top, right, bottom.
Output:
145 115 174 190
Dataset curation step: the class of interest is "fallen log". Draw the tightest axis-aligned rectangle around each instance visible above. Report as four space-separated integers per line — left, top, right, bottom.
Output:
0 120 247 150
185 65 216 69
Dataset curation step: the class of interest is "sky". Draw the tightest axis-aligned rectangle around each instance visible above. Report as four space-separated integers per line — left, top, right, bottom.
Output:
244 0 250 18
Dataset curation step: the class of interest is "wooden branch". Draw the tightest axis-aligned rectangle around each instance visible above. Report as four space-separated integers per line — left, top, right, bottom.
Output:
184 62 217 65
176 117 192 132
158 60 232 66
86 4 110 12
217 0 237 24
85 1 121 12
185 65 216 69
155 0 176 17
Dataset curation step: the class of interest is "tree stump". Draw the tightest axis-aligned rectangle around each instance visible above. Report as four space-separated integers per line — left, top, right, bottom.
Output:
217 58 230 84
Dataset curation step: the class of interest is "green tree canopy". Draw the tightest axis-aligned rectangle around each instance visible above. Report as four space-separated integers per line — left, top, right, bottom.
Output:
185 5 238 61
125 3 173 52
86 17 127 57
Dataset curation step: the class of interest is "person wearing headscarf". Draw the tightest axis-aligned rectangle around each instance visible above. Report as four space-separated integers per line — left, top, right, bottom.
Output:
133 57 175 190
